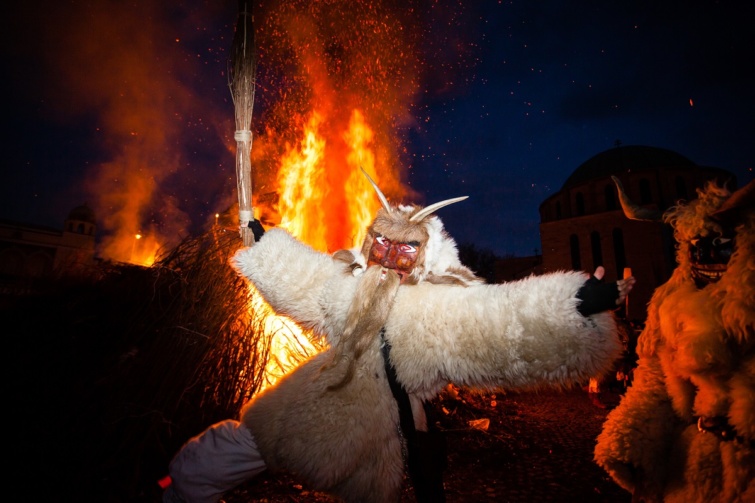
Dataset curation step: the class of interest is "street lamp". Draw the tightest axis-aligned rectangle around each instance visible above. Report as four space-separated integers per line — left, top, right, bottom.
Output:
131 233 142 263
623 267 632 319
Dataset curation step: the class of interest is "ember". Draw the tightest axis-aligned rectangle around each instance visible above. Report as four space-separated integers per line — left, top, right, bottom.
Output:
243 1 422 249
87 1 428 386
226 1 427 385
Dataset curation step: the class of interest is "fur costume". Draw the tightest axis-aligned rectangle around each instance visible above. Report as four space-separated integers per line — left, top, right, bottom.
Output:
165 184 627 503
594 180 755 503
230 234 622 501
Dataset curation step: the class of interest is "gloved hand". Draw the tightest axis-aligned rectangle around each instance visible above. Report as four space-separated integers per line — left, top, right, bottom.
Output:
576 266 621 316
249 219 266 242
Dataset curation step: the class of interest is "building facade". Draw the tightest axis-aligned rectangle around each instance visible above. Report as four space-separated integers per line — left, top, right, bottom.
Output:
0 204 97 287
538 145 737 320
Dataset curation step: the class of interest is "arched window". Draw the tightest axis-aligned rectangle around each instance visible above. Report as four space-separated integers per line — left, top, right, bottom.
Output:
0 249 24 277
613 228 626 274
675 176 688 201
575 192 585 216
570 234 581 270
555 201 562 219
604 184 617 211
591 231 603 268
77 223 85 234
27 252 53 277
639 178 652 204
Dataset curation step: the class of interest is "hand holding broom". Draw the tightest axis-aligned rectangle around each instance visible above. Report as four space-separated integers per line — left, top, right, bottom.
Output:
228 0 257 246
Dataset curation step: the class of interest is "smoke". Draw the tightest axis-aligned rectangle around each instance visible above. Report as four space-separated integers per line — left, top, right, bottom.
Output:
249 1 425 202
17 1 235 263
4 0 472 262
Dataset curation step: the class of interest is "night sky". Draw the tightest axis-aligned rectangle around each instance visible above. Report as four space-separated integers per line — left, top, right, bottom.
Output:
2 0 753 259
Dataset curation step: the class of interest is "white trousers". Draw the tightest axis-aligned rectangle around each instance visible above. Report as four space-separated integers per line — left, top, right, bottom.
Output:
163 420 267 503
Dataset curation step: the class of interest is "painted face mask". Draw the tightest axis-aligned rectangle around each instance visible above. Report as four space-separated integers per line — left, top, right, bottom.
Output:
688 231 734 288
367 235 420 282
613 176 754 291
359 167 469 286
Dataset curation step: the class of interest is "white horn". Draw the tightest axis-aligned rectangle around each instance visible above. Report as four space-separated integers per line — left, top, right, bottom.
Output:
361 167 392 213
410 196 468 222
611 176 663 221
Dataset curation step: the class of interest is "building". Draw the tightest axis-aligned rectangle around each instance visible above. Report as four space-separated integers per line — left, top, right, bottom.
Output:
0 204 98 289
494 254 543 283
537 144 737 320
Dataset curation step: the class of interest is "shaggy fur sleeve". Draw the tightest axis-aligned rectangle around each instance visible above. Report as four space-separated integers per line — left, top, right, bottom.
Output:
383 272 623 397
231 229 359 343
233 230 623 394
593 355 676 496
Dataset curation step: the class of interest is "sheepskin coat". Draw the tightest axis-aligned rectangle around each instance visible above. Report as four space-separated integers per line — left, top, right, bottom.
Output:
594 205 754 502
233 228 623 502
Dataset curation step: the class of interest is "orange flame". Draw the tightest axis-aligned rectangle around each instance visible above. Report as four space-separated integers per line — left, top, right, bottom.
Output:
257 109 384 385
251 291 323 393
44 1 425 384
275 109 381 251
276 111 330 251
240 2 424 385
344 109 382 247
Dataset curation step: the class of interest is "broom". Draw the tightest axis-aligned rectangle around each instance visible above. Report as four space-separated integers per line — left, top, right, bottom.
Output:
228 0 257 246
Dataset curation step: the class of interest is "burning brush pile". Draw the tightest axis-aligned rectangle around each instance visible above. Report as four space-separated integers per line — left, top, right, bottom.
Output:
5 227 316 502
4 226 626 503
1 3 501 501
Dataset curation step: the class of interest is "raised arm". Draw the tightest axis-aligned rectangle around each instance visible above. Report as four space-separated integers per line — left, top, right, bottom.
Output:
233 228 625 397
384 271 623 398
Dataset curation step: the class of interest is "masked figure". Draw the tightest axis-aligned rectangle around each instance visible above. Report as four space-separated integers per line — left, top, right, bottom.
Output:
594 179 754 503
164 171 634 503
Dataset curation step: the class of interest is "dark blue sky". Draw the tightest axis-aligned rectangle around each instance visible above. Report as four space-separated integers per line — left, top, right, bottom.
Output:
2 1 752 258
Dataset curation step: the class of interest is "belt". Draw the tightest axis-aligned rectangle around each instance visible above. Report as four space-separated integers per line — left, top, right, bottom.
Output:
697 416 736 441
697 416 754 448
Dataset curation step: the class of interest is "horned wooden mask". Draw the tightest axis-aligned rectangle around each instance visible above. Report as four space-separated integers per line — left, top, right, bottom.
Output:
359 168 468 284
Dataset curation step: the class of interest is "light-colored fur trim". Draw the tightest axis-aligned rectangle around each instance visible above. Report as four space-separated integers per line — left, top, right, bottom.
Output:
233 231 355 345
241 348 404 502
385 273 620 399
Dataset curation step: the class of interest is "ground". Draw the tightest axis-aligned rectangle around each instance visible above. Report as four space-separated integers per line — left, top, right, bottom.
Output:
4 277 632 503
219 385 631 503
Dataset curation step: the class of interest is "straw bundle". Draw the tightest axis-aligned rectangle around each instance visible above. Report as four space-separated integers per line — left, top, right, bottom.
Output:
6 228 275 499
228 0 257 246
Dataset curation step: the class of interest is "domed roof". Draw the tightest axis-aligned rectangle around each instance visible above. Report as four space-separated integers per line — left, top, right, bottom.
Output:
562 145 697 189
67 204 96 224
